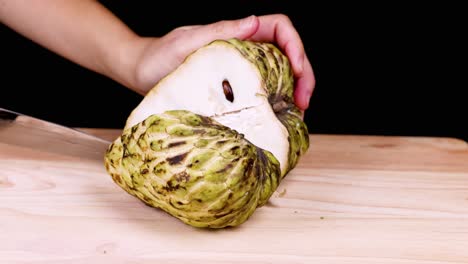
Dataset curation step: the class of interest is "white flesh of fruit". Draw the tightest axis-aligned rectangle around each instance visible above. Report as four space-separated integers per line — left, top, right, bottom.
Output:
125 43 290 173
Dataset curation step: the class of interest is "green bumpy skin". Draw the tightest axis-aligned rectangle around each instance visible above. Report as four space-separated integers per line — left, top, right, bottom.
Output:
225 38 310 176
105 110 281 228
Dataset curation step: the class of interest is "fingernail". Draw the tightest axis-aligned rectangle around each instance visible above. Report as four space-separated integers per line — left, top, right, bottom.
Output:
297 53 304 73
303 89 312 109
240 15 255 31
302 99 309 110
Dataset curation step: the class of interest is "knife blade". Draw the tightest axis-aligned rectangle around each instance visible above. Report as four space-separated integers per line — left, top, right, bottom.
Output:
0 107 112 161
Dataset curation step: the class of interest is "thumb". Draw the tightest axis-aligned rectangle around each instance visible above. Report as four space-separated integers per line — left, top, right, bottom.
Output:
190 15 259 48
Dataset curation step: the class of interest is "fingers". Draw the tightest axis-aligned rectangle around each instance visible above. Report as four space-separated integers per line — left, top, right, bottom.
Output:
249 14 315 110
168 14 315 110
249 14 305 76
294 55 315 110
177 15 260 55
204 15 259 40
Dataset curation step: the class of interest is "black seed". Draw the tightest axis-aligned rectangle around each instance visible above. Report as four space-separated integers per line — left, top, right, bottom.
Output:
222 79 234 102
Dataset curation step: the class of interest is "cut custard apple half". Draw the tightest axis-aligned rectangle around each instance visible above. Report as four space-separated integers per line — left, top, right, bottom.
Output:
104 38 309 228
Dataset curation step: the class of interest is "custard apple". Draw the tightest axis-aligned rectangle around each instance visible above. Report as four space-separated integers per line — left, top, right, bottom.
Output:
104 38 309 228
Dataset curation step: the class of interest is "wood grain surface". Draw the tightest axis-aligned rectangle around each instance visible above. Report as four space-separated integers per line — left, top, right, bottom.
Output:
1 128 467 264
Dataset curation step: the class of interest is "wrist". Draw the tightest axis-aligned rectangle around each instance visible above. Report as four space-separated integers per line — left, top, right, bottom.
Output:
104 35 154 95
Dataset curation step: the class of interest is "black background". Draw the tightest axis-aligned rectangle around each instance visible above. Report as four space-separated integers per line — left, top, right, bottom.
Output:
1 2 466 141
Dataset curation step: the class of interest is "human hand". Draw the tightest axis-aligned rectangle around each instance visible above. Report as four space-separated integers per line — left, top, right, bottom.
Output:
132 14 315 111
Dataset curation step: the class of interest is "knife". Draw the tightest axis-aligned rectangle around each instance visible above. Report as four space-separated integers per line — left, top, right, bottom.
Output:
0 107 112 161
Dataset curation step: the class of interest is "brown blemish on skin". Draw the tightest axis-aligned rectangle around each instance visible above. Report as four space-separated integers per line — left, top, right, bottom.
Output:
193 129 205 134
164 181 180 192
243 159 255 181
257 49 266 59
272 101 289 112
216 140 228 146
113 174 122 184
199 115 213 125
175 171 190 182
145 157 156 163
153 168 166 174
166 152 188 165
216 164 233 174
168 141 186 148
153 162 166 174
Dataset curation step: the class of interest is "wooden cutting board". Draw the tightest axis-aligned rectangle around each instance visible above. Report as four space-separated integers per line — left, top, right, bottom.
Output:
1 129 467 264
